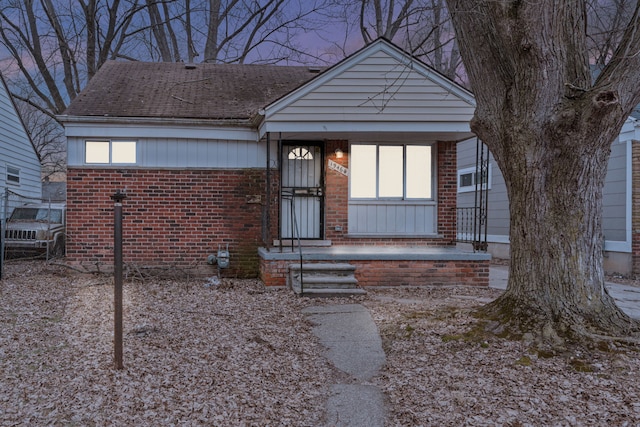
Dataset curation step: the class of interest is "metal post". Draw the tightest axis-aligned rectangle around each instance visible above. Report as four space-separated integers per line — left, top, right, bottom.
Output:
265 132 271 248
1 189 6 280
1 217 3 280
277 133 283 251
111 189 127 369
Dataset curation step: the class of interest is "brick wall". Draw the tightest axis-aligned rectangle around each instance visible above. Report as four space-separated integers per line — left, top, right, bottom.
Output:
323 140 457 246
67 139 459 277
259 258 490 288
66 168 269 277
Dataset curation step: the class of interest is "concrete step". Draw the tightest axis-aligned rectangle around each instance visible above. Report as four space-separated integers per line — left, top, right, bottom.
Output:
296 275 359 289
289 263 356 272
300 288 367 298
289 262 363 297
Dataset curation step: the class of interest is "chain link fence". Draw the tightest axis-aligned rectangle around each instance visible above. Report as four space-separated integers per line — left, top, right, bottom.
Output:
1 188 66 278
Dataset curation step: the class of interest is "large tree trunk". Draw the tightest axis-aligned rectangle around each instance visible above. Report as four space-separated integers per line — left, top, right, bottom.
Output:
445 0 640 343
485 119 635 341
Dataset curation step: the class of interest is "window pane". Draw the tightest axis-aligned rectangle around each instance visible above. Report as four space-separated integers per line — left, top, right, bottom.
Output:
379 146 403 198
86 141 110 163
288 147 313 160
7 165 19 183
350 145 377 198
112 141 137 163
406 145 432 198
460 172 473 188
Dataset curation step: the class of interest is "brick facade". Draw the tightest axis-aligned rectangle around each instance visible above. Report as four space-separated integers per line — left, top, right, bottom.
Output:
66 168 271 277
67 140 465 283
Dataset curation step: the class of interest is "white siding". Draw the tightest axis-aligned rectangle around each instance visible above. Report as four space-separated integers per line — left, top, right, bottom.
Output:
266 49 474 126
68 137 266 168
348 202 437 235
0 76 42 220
603 140 629 242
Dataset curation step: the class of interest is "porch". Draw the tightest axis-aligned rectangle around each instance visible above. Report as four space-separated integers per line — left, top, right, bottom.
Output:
258 245 491 290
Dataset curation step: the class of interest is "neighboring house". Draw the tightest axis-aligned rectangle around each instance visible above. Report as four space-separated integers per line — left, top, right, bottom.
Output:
0 73 42 221
42 180 66 203
59 38 490 288
458 116 637 274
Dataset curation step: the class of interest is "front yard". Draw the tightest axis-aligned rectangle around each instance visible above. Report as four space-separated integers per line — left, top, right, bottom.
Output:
1 260 640 426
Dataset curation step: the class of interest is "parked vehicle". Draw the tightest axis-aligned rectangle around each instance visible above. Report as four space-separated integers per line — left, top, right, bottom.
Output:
3 203 66 258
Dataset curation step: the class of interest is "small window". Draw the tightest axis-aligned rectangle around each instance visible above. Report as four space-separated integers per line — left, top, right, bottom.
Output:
6 165 20 185
288 147 314 160
86 140 137 164
457 165 491 193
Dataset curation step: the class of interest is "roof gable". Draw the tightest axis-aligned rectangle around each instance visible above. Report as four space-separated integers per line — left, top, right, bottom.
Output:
263 38 475 127
0 72 40 164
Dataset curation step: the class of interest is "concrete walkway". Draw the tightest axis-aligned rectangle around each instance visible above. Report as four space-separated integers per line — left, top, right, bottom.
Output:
491 265 640 319
302 304 386 427
302 267 640 426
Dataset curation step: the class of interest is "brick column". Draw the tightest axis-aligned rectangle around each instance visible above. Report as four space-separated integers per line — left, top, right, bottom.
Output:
437 141 457 245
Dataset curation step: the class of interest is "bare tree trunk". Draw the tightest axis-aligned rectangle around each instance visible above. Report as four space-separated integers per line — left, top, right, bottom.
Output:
145 0 181 62
146 0 173 61
185 0 197 62
162 1 181 62
446 0 640 343
204 0 223 62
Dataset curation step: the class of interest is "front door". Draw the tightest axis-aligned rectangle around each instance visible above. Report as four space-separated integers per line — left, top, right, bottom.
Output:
281 144 324 240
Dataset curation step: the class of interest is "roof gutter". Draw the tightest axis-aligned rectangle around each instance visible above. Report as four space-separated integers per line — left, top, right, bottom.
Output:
56 115 255 128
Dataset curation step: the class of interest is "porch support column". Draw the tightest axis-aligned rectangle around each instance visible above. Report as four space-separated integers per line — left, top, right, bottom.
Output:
277 132 283 250
265 132 271 248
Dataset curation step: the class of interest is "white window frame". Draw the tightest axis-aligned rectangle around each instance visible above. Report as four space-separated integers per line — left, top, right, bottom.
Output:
85 140 137 165
6 164 20 185
349 143 435 201
457 165 491 193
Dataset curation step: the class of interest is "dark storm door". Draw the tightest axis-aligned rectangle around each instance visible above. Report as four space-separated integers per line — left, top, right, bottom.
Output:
280 144 324 239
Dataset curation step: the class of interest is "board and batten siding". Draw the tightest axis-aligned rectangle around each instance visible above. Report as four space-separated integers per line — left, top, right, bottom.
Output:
348 201 437 235
266 49 475 125
68 136 269 169
457 137 631 248
0 76 42 220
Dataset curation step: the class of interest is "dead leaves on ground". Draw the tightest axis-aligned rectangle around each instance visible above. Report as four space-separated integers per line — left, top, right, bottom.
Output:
0 261 332 426
366 286 640 427
2 261 640 426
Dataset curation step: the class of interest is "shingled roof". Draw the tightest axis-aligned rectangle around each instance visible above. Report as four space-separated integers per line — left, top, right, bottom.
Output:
63 61 322 121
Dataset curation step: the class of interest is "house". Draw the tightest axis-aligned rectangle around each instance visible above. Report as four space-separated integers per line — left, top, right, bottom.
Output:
59 38 490 289
0 73 42 221
457 116 637 275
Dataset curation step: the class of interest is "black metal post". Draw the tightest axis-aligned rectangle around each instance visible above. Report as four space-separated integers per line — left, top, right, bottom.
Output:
111 189 127 369
1 189 6 279
0 218 3 280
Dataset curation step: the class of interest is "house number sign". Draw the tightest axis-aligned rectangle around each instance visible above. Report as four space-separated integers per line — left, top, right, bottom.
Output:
328 159 349 176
